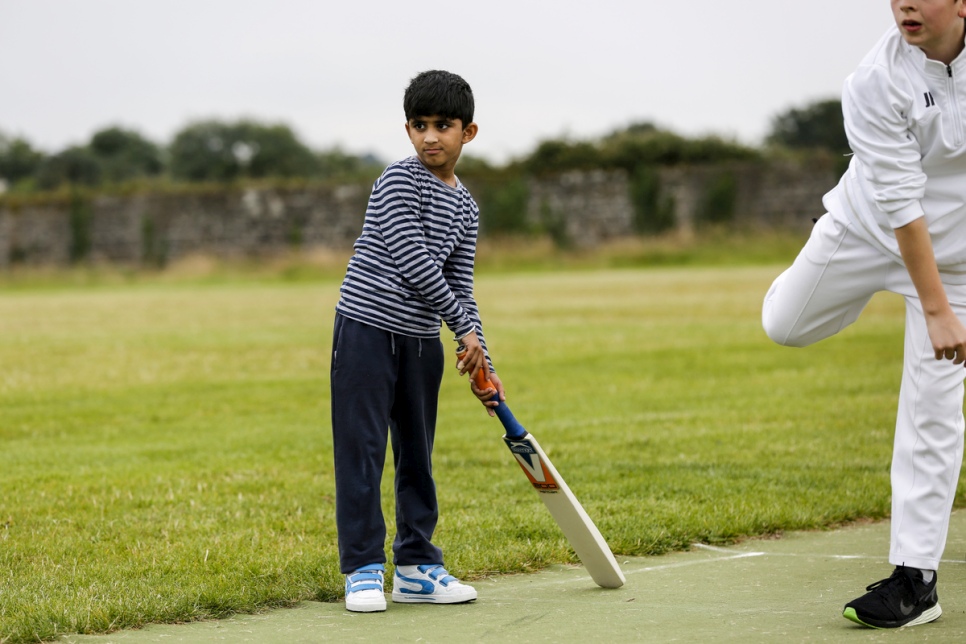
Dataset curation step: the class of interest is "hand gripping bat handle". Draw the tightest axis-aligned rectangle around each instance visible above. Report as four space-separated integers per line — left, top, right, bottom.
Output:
457 346 528 440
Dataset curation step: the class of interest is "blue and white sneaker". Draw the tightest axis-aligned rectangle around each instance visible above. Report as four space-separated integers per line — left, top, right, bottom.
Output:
345 563 386 612
392 564 477 604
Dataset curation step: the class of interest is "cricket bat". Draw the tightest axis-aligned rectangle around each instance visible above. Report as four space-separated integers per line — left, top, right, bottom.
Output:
458 348 625 589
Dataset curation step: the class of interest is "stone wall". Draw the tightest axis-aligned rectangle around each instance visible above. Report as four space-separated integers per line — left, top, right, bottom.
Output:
518 157 839 248
0 159 840 267
523 170 636 247
0 183 370 268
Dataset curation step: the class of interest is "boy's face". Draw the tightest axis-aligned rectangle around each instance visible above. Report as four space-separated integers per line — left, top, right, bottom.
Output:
891 0 966 63
405 115 478 182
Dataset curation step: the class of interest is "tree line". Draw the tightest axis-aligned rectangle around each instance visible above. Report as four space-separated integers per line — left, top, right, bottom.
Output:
0 120 384 193
0 99 848 196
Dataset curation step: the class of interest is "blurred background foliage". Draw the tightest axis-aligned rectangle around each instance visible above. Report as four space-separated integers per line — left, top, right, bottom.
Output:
0 97 847 239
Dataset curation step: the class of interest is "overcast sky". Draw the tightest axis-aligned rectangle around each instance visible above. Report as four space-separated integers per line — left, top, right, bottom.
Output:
1 0 895 164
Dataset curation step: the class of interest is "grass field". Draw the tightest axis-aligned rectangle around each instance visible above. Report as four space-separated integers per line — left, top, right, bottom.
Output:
0 246 956 642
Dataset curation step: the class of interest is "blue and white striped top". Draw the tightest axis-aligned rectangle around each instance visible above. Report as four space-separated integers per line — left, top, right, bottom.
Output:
336 156 491 363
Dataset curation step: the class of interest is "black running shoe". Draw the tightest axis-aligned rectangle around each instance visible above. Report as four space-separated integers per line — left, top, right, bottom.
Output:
843 566 941 628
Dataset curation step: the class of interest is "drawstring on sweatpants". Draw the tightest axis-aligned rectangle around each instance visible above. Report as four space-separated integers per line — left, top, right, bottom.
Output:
389 333 423 357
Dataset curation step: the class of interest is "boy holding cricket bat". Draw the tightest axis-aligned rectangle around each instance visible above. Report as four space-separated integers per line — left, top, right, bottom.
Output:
330 70 504 613
763 0 966 629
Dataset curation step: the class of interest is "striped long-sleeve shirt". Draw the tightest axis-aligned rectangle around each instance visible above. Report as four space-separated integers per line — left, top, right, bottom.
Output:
336 156 492 365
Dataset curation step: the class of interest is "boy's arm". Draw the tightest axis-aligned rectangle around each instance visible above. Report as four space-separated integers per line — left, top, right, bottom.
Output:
895 217 966 364
842 64 926 228
445 215 499 387
374 168 476 339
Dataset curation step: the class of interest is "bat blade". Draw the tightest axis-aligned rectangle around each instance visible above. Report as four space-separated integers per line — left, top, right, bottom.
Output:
457 347 624 588
503 432 625 589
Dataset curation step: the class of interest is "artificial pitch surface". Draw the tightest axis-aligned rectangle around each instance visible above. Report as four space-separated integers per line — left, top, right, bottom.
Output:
65 511 966 643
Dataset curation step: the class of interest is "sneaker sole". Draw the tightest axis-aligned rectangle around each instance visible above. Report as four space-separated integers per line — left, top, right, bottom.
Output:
346 597 387 613
391 590 478 604
843 603 942 629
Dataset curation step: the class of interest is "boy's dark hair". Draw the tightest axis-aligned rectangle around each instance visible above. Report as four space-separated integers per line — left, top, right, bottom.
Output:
404 70 474 126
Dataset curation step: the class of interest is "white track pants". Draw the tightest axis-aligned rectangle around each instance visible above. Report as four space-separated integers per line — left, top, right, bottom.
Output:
762 212 966 571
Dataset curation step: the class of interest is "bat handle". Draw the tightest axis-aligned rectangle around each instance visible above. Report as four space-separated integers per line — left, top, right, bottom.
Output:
457 345 497 399
457 345 528 440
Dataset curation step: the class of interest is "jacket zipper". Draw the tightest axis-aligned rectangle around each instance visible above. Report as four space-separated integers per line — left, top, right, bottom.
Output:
948 64 965 146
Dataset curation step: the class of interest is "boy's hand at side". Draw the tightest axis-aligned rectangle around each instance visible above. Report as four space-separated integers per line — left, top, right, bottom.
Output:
896 218 966 366
925 310 966 365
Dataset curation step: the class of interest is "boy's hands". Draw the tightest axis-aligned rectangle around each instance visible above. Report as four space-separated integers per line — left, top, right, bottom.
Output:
455 334 506 417
455 331 486 377
470 370 504 417
895 218 966 366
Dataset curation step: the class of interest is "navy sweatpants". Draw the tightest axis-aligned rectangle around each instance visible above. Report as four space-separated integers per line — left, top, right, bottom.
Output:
330 313 445 573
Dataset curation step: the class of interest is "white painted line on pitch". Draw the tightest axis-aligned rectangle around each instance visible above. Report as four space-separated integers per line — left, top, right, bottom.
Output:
687 543 966 566
689 545 880 561
479 551 768 591
731 552 966 566
691 543 743 554
620 551 767 578
484 545 965 591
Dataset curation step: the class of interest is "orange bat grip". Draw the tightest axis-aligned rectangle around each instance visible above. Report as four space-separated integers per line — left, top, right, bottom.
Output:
474 367 493 391
457 346 524 437
457 346 494 391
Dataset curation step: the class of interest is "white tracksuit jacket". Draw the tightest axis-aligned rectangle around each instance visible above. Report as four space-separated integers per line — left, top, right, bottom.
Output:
823 27 966 279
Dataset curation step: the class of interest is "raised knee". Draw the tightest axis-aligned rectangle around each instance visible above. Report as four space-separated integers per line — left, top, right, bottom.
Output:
762 316 809 348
